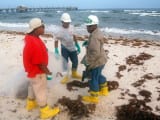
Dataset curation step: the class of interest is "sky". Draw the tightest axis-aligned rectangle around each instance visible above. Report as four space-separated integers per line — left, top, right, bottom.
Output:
1 0 160 9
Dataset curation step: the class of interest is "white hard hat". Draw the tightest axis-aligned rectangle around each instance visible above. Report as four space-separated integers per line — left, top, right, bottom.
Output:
60 13 72 23
27 18 44 33
85 15 99 26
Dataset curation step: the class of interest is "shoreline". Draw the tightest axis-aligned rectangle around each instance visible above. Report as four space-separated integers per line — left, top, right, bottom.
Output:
0 29 160 43
0 30 53 38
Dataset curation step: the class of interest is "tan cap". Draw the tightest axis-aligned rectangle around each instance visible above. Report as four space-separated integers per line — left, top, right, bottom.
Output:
27 18 44 33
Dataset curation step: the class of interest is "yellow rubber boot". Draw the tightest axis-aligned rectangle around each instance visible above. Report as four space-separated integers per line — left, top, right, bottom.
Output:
72 70 82 79
82 91 99 104
60 76 69 84
40 105 60 119
26 99 38 111
99 87 109 96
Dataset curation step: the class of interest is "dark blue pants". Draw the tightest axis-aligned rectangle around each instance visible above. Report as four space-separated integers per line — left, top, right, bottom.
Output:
89 65 107 92
61 45 78 71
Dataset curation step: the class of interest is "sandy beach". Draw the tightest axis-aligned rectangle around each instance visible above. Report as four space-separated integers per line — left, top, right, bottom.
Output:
0 30 160 120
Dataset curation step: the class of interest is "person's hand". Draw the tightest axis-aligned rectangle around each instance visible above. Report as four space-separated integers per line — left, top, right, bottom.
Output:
46 73 53 80
82 40 88 47
84 60 89 67
54 48 59 55
75 43 81 54
81 56 89 67
54 47 60 59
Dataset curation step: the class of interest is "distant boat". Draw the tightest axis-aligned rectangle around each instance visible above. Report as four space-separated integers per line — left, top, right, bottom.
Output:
16 5 28 12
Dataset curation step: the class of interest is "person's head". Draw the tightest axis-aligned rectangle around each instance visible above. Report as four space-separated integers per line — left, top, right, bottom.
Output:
60 13 71 28
85 15 99 33
27 18 45 36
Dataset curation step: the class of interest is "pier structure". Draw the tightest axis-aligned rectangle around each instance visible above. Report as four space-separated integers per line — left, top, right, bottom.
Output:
0 6 78 13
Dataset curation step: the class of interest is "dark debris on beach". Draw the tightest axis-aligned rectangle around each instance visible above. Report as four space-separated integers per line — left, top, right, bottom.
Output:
66 80 89 91
108 81 119 91
116 98 160 120
132 73 160 87
63 80 119 119
116 65 127 79
139 90 152 102
116 72 160 120
66 80 119 92
58 96 96 120
104 37 160 48
126 52 154 65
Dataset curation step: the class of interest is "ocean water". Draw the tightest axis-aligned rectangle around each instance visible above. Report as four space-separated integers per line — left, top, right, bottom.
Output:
0 8 160 41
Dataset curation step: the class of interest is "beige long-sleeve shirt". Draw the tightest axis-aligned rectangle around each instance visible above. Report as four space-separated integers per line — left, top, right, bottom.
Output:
85 28 107 69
